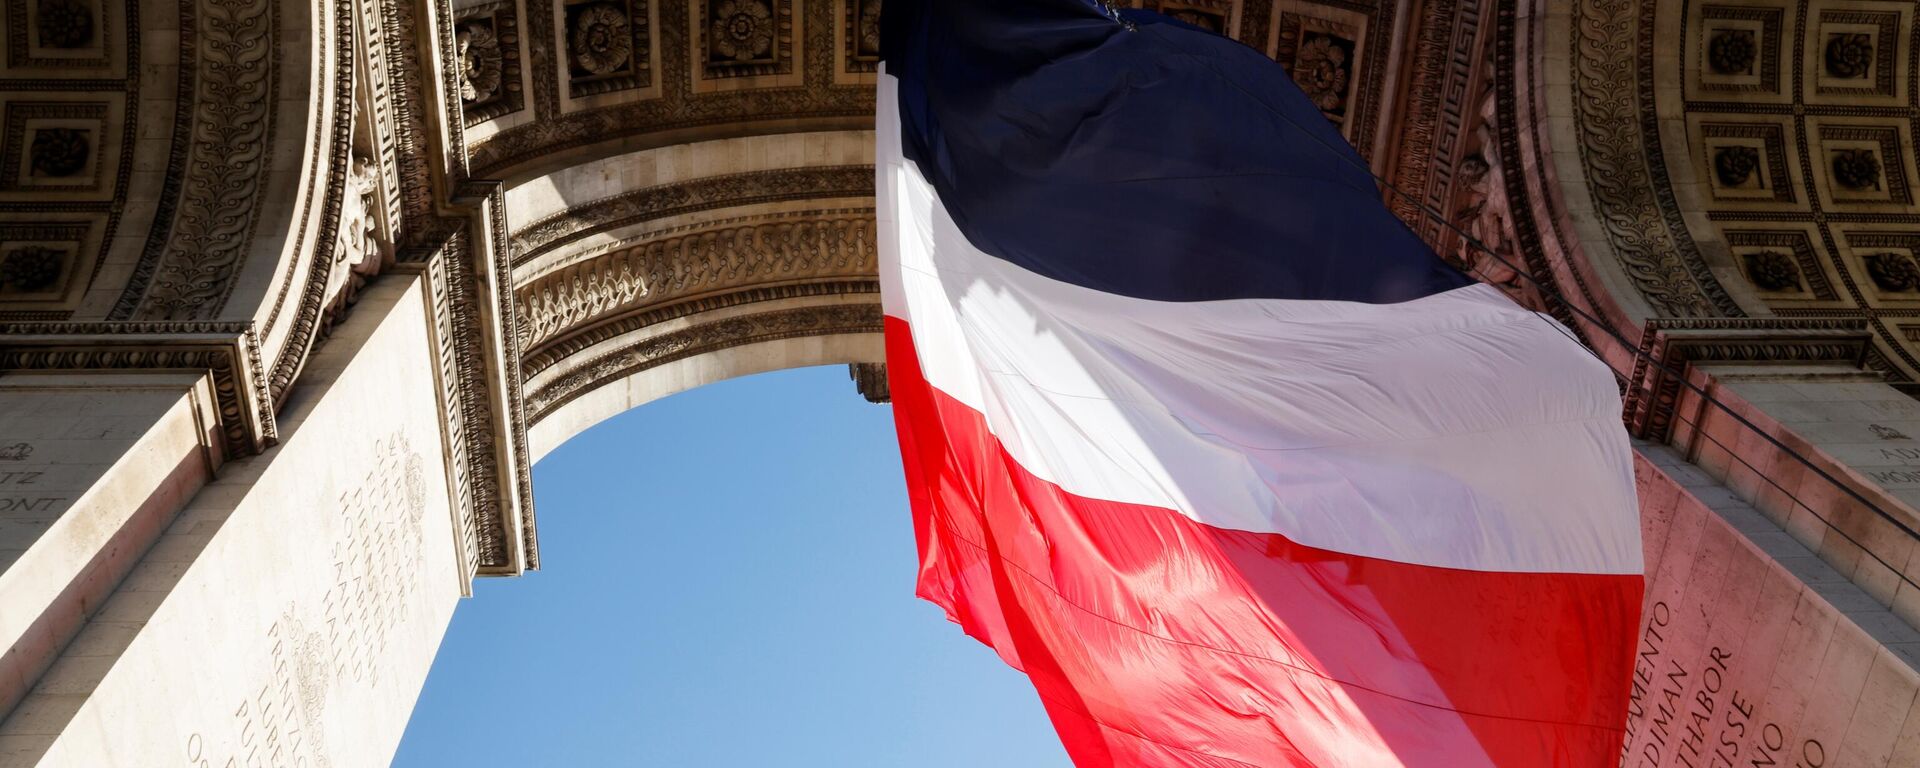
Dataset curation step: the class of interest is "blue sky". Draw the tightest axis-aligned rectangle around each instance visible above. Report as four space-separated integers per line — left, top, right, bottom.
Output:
394 366 1072 767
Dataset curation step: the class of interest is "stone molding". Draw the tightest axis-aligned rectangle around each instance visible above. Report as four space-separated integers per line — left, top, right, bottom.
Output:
267 0 363 404
521 278 875 374
509 165 873 267
0 321 276 458
1568 0 1741 319
1388 0 1484 242
420 188 536 578
114 0 281 320
516 209 875 350
472 0 869 177
526 300 881 421
1625 317 1875 441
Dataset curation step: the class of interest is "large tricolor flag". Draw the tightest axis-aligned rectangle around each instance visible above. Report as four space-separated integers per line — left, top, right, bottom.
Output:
877 1 1645 766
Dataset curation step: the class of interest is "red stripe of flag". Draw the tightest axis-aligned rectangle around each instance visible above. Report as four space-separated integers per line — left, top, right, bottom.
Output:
885 316 1642 767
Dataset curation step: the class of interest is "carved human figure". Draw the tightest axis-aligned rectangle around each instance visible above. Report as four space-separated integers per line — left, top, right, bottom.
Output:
318 156 389 340
1447 90 1545 312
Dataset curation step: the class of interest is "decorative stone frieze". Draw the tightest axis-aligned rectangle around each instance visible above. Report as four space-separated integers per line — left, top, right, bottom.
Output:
517 212 877 351
117 0 277 321
1571 0 1734 317
510 165 874 265
528 302 881 420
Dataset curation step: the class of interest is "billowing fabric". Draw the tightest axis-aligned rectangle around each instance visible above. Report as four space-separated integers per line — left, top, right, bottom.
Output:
877 2 1644 766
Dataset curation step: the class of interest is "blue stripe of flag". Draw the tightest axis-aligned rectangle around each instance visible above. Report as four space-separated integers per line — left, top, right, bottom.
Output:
880 0 1473 304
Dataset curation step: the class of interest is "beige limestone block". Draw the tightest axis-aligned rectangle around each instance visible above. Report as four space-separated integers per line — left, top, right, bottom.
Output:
0 372 220 716
6 276 464 768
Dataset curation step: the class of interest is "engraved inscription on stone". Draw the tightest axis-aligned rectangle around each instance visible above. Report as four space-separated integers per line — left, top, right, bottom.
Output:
1619 602 1827 768
0 443 70 520
185 434 427 768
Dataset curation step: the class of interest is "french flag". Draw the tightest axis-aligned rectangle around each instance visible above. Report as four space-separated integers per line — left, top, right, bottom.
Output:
877 1 1645 766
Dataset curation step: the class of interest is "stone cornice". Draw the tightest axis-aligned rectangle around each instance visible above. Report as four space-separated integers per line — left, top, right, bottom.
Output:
0 322 276 458
509 166 875 269
428 181 536 579
1569 0 1741 319
1625 317 1875 440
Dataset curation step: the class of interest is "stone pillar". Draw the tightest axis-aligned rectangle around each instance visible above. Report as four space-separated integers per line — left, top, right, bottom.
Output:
0 372 225 721
0 275 466 766
1629 448 1920 767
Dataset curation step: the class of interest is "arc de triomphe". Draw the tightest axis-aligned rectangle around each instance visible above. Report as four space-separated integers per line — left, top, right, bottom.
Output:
3 0 1920 763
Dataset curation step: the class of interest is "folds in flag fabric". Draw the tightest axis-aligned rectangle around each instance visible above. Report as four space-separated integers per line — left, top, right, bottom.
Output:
876 1 1645 766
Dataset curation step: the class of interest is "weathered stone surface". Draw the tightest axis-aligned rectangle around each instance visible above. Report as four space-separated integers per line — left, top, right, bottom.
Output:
1627 448 1920 768
0 0 1916 760
0 278 460 766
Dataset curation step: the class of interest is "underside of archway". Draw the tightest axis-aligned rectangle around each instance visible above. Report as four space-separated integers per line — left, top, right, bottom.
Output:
504 132 883 461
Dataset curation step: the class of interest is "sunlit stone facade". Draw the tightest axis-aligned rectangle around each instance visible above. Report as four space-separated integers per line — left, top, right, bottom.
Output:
0 0 1917 763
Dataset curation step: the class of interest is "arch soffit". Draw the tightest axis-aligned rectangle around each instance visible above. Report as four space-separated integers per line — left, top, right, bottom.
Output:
504 130 883 447
491 0 1569 457
1524 0 1920 389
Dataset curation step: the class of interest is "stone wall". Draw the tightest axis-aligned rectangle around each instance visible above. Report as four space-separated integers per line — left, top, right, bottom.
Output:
1629 447 1920 767
0 276 464 765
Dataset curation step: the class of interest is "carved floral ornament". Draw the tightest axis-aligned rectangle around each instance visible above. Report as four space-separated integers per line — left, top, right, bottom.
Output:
1824 32 1872 79
711 0 776 62
1706 29 1755 75
457 22 505 103
1831 148 1881 191
1713 146 1759 187
0 247 64 292
28 128 89 177
1293 34 1351 113
1865 252 1919 292
571 3 634 75
35 0 94 48
1741 251 1799 291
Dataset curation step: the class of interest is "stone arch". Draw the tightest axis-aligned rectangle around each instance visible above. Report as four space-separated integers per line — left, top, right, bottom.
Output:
498 128 884 498
6 0 1920 764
